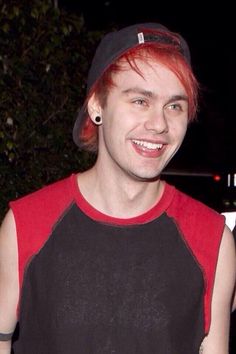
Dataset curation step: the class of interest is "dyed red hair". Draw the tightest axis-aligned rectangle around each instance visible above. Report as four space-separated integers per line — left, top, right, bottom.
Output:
80 30 199 152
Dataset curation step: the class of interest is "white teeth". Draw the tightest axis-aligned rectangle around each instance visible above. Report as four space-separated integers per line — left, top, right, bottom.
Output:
132 140 163 150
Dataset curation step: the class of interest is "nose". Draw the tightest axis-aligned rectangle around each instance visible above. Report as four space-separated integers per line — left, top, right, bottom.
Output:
144 108 168 134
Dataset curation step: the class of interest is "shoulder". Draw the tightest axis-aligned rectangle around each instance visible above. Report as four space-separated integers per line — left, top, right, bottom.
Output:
218 225 236 282
166 185 224 229
9 173 77 236
166 185 225 273
9 174 76 218
6 174 79 293
0 210 17 256
10 174 75 209
211 225 235 325
165 185 231 334
201 225 236 351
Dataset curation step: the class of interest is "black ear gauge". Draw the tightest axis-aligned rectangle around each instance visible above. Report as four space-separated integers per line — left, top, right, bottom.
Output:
94 116 102 125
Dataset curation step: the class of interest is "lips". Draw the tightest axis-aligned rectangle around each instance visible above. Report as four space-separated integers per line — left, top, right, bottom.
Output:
132 139 163 150
131 139 166 158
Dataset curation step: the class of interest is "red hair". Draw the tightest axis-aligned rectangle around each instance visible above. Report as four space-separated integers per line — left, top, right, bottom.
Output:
80 32 199 152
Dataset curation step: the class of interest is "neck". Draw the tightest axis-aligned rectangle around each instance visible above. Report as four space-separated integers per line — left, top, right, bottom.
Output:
77 165 164 218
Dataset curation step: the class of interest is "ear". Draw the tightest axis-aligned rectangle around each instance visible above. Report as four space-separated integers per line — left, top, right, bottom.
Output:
87 93 102 122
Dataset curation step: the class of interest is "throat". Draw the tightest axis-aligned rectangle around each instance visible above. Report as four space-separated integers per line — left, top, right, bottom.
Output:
78 171 164 218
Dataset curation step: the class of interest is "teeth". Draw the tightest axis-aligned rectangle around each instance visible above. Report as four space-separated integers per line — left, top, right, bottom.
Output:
132 140 163 150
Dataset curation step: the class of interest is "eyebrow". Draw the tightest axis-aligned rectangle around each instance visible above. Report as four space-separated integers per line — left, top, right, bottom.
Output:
166 95 189 105
122 87 155 98
122 87 188 103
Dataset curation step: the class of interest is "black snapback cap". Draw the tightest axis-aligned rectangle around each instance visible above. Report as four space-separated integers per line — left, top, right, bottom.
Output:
73 22 191 148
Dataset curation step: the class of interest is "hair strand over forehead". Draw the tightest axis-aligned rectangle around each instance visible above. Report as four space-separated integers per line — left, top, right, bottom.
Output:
79 35 198 152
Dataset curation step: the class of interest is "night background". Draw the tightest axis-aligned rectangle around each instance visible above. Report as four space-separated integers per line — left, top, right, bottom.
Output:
59 0 236 172
0 1 235 350
59 0 236 212
1 0 235 211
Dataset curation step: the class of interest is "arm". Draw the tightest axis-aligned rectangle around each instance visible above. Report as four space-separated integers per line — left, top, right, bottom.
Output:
0 210 19 353
232 225 236 311
201 225 236 353
233 292 236 312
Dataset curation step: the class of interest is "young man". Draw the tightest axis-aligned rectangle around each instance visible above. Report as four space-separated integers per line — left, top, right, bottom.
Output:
0 23 235 354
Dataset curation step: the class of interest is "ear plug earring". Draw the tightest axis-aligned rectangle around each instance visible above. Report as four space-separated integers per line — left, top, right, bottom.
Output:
94 116 102 125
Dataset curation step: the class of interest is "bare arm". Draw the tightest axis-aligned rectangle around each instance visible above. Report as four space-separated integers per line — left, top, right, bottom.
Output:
232 291 236 312
0 210 19 353
230 224 236 312
201 226 236 354
232 226 236 312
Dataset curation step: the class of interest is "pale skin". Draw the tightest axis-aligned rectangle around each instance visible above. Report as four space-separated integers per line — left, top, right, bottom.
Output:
233 227 236 312
233 292 236 311
232 286 236 311
0 210 19 354
232 229 236 312
0 59 235 353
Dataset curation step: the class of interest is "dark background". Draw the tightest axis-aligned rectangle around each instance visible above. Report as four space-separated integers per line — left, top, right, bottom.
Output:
1 1 233 351
59 0 236 212
59 0 235 172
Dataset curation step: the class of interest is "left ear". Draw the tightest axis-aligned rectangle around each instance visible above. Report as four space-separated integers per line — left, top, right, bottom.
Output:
87 93 102 123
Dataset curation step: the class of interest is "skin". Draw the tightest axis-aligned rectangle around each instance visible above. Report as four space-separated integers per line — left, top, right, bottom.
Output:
79 60 189 217
0 210 18 354
233 292 236 312
0 58 235 353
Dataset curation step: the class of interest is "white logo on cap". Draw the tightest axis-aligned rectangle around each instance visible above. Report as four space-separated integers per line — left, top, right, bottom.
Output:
137 32 144 44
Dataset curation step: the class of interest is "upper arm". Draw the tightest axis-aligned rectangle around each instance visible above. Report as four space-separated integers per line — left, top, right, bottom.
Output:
232 226 236 312
233 292 236 312
202 225 236 353
0 209 19 335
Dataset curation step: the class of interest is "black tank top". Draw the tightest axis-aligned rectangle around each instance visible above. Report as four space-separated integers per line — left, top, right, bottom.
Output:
10 174 224 354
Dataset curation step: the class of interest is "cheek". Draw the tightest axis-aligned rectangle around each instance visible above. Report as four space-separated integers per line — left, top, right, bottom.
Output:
179 121 188 137
169 118 188 139
102 109 132 139
100 117 124 149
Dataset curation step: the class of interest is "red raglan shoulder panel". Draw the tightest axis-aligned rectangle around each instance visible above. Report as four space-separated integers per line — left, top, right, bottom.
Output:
166 187 225 333
9 174 76 296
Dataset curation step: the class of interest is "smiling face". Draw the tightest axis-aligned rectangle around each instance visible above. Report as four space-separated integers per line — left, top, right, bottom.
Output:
89 59 189 181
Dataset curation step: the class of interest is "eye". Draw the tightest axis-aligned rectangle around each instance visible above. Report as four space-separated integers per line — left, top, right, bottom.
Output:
166 101 188 115
168 103 182 111
133 98 147 106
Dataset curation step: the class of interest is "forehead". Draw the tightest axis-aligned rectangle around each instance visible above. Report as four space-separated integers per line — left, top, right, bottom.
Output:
111 58 186 96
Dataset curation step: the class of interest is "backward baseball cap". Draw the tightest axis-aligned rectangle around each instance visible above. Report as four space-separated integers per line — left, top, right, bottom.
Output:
73 22 191 148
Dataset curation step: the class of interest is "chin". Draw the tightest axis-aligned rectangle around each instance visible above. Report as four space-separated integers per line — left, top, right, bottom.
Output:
129 170 162 182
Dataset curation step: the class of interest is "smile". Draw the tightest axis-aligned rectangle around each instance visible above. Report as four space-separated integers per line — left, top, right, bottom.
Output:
132 139 163 150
